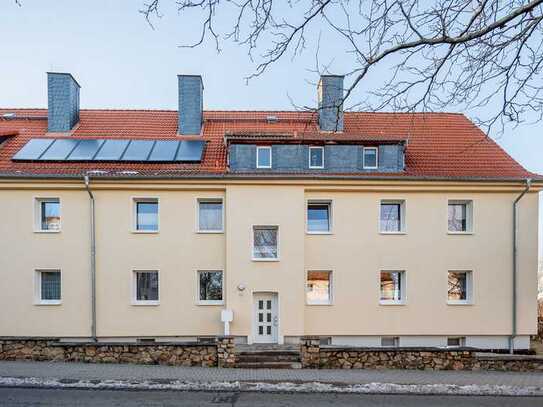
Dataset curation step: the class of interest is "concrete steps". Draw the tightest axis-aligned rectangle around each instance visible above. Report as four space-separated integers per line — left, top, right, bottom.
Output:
235 345 302 369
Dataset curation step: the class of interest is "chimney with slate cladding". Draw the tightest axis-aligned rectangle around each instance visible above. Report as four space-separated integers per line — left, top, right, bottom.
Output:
178 75 203 135
47 72 81 132
318 75 344 132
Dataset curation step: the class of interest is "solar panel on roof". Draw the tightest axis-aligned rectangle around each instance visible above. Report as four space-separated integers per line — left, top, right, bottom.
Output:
148 140 180 162
121 140 155 161
40 139 80 160
67 139 105 161
176 140 205 162
12 138 54 160
94 139 130 161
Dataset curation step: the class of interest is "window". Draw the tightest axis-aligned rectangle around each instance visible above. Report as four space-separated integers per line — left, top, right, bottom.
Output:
198 271 223 304
36 198 60 232
133 271 159 304
252 226 278 260
198 199 223 232
134 198 158 232
380 271 405 304
447 337 465 347
448 200 472 233
35 270 61 304
448 271 472 304
306 271 332 305
307 201 331 233
381 337 399 347
363 147 378 169
309 146 324 169
256 146 272 168
380 201 405 233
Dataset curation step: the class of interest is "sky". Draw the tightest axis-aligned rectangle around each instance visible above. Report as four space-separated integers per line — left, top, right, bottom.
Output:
1 0 542 255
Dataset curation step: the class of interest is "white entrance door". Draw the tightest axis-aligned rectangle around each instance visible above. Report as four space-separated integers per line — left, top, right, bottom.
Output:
253 293 278 343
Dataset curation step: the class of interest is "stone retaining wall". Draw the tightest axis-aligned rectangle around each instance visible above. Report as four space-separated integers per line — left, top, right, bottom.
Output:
0 338 237 367
301 337 543 371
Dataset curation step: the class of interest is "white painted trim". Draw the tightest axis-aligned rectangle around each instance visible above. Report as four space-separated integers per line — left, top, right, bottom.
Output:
379 199 407 234
308 146 325 169
131 196 160 234
195 197 224 234
362 146 378 169
33 197 61 233
251 225 280 261
306 199 333 234
305 269 334 305
379 269 407 305
34 269 62 305
131 269 160 306
256 146 272 169
196 270 225 306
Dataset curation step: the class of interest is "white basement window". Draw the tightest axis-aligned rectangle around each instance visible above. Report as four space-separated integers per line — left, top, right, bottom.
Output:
35 270 61 305
198 199 223 233
133 198 159 232
307 201 332 233
381 336 399 347
380 271 406 304
36 198 61 232
448 200 473 233
363 147 378 169
380 200 405 233
447 337 465 347
309 146 324 169
306 271 332 305
252 226 279 260
448 271 473 304
256 146 272 168
133 270 159 305
198 271 224 305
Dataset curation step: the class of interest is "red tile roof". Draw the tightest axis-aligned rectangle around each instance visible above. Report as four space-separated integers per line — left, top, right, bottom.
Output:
0 108 537 180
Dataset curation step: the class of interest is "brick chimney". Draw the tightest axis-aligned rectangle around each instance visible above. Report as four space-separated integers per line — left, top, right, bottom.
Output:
178 75 203 135
47 72 80 132
318 75 344 132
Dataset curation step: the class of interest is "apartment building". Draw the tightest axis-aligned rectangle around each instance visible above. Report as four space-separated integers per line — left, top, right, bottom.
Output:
0 72 540 351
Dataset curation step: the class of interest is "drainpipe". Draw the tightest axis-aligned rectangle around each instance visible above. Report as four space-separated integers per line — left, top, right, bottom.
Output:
510 178 532 353
84 175 97 342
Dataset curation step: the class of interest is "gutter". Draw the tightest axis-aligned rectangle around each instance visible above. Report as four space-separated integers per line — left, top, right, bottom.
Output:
84 175 97 342
510 178 532 353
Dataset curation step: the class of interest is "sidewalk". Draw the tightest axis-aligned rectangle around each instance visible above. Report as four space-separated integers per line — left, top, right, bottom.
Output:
1 360 543 396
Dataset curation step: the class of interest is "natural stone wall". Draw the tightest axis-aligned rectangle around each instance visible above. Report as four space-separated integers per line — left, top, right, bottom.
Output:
300 337 543 371
0 339 217 367
216 336 236 368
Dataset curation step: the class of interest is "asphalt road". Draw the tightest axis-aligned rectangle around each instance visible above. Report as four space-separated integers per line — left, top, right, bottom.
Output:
0 388 541 407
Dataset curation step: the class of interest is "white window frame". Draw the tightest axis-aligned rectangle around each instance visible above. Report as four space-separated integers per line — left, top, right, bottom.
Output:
379 200 406 234
34 269 62 305
447 199 474 234
379 270 407 305
132 197 159 233
132 270 160 306
196 198 224 233
306 200 333 234
256 146 272 169
305 270 333 305
446 336 466 347
308 146 325 169
251 225 280 261
447 270 473 305
363 147 378 169
34 197 61 233
381 336 399 347
196 270 225 305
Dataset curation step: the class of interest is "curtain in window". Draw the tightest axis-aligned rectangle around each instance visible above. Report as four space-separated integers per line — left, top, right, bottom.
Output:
306 271 331 303
199 271 223 301
380 204 401 232
41 201 60 231
199 202 222 231
448 204 466 231
380 271 402 301
136 272 159 301
41 271 61 300
253 227 278 258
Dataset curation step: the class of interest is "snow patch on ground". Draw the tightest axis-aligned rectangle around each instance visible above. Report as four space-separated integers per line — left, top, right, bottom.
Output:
1 376 542 396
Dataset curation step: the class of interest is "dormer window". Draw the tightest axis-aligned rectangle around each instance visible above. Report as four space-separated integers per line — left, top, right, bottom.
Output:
309 147 324 169
256 146 272 168
363 147 378 169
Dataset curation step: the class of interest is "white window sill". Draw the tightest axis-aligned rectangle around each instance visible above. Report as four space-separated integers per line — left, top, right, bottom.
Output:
256 166 272 169
379 231 406 235
197 300 224 306
309 166 324 170
306 302 333 306
197 230 224 234
132 301 160 306
252 258 280 262
131 230 159 234
447 301 473 306
379 300 406 306
363 167 378 170
306 231 332 235
447 231 473 235
35 301 62 306
34 229 61 234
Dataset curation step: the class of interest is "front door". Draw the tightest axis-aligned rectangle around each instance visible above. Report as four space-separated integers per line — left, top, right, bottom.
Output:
253 293 278 343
